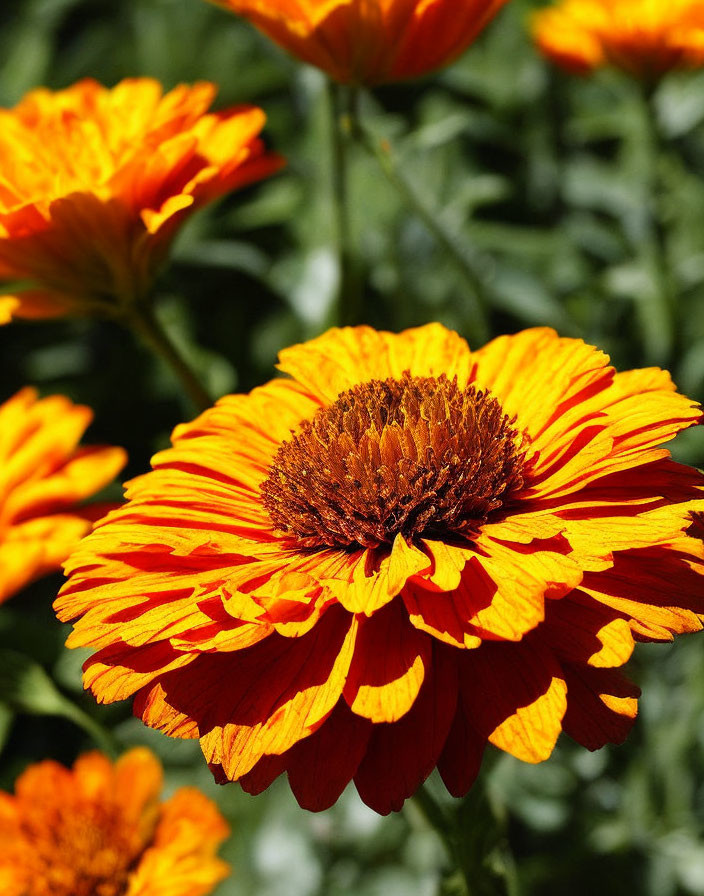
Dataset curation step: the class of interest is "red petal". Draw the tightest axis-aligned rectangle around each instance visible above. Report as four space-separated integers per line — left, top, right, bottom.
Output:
238 754 287 795
437 708 486 798
287 701 372 811
354 644 457 815
562 665 639 751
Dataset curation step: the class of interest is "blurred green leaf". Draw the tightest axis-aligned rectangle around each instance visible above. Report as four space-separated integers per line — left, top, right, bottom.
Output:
0 649 116 755
0 702 13 756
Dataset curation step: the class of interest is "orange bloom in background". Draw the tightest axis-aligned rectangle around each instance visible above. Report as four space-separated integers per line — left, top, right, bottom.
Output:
212 0 510 85
533 0 704 79
57 324 704 815
0 388 125 604
0 747 229 896
0 78 283 324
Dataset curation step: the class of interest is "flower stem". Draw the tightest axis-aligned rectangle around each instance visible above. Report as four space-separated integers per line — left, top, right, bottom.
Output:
124 303 213 413
58 696 120 759
328 81 361 326
635 82 675 364
348 102 490 345
410 781 516 896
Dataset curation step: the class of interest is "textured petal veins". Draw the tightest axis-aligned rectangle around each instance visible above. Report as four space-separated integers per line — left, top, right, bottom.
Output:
57 323 704 815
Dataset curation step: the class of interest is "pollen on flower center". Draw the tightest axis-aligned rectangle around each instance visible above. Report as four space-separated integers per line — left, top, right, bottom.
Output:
261 372 527 549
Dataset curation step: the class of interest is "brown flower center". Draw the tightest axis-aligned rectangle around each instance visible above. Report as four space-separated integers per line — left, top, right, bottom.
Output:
261 372 526 549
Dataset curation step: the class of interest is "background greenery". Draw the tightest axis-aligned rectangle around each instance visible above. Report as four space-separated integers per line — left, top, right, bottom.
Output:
2 1 704 893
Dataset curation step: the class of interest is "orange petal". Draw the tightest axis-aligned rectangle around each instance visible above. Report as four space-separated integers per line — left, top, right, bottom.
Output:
403 577 483 649
83 641 196 704
133 680 201 739
71 751 114 803
114 748 164 823
459 639 567 763
418 538 474 591
466 537 582 641
126 788 229 896
581 539 704 640
0 513 91 604
323 535 430 616
471 328 612 444
343 599 431 722
540 592 635 668
277 323 472 405
199 606 357 779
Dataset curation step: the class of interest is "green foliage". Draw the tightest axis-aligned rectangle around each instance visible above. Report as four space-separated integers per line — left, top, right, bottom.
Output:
1 0 704 894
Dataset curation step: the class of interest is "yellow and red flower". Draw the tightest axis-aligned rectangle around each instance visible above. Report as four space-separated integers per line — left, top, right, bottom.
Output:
0 747 229 896
533 0 704 79
57 324 704 814
212 0 510 85
0 388 125 604
0 78 283 324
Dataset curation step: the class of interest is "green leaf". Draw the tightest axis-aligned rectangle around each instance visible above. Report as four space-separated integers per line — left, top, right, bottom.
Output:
0 649 117 756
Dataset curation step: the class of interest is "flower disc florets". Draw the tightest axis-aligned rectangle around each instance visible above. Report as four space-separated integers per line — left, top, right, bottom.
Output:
261 372 526 548
56 324 704 817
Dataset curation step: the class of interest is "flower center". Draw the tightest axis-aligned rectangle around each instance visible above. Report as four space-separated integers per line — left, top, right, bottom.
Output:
261 372 526 549
22 801 153 896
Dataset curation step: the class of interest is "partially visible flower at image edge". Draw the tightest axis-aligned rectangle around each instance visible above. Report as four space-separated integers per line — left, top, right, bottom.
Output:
57 324 704 815
0 747 229 896
211 0 510 85
0 77 283 324
533 0 704 78
0 387 125 604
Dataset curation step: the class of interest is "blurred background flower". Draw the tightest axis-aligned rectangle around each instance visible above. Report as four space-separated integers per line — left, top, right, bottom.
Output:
0 746 230 896
0 78 282 325
211 0 511 85
0 387 125 604
532 0 704 80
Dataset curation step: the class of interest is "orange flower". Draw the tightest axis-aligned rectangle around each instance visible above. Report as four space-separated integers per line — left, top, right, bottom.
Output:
0 747 229 896
212 0 510 85
0 78 283 324
0 388 125 604
533 0 704 78
57 324 704 815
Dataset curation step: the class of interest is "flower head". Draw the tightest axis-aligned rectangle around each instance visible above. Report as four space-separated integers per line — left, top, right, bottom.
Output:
0 388 125 604
213 0 510 85
0 78 283 324
0 747 229 896
533 0 704 79
57 324 704 814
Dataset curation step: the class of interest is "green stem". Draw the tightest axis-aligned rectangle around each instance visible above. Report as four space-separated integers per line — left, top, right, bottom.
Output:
328 81 361 326
410 782 515 896
413 784 471 896
348 103 490 345
124 303 213 413
57 696 120 759
635 82 675 363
